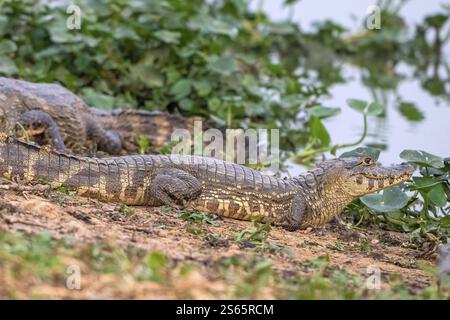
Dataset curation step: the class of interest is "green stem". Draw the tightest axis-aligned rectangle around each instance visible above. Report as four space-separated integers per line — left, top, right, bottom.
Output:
292 113 368 163
333 114 368 149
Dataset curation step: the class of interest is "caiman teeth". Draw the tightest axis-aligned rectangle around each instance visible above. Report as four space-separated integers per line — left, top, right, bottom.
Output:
363 175 406 182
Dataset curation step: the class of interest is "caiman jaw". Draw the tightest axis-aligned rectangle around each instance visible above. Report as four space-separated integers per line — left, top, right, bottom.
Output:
346 161 415 197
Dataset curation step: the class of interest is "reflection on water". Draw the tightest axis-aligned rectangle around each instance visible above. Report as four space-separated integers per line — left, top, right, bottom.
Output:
323 62 450 164
257 0 450 165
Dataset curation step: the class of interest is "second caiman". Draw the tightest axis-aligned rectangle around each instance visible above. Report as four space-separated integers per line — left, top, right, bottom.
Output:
0 77 213 155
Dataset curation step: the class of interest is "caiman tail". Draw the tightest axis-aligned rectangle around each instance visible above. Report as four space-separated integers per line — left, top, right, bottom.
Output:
0 133 149 205
91 108 223 153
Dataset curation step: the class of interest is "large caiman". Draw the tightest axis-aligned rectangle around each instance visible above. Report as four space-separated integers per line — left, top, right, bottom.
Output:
0 134 414 230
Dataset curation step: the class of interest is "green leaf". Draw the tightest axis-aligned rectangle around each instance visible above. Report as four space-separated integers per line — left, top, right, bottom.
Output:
153 30 181 44
346 99 368 113
0 16 8 36
347 99 383 116
179 98 194 111
361 186 409 213
306 106 341 119
412 176 439 190
47 19 81 43
188 15 238 37
130 65 164 88
366 101 384 116
207 56 237 76
439 216 450 228
170 79 192 100
399 102 425 122
114 26 139 40
428 184 447 207
400 150 444 168
82 89 115 109
0 40 17 54
425 14 448 28
339 147 381 160
0 56 18 75
193 81 212 97
309 116 330 147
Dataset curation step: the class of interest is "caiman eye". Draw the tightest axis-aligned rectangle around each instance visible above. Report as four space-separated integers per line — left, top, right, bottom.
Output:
362 157 374 165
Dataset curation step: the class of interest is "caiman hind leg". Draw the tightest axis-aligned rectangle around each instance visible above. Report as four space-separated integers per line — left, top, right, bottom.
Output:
279 194 306 231
17 110 68 153
149 168 202 208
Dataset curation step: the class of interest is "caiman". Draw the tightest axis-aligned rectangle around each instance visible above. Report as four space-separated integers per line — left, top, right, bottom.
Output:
0 77 211 155
0 134 414 229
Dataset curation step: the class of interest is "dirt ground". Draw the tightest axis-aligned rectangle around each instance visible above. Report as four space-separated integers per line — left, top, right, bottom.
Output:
0 181 440 299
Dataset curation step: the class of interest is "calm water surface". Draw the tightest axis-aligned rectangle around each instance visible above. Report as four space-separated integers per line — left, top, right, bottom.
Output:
254 0 450 170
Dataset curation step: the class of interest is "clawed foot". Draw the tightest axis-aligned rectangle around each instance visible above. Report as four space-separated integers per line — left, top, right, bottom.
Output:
150 168 202 208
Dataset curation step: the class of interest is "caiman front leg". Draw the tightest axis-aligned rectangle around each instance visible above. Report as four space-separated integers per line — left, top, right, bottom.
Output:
280 194 306 231
149 168 202 209
17 110 68 153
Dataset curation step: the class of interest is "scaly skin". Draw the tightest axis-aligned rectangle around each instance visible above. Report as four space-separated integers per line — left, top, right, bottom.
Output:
0 134 414 230
0 77 213 155
90 108 221 154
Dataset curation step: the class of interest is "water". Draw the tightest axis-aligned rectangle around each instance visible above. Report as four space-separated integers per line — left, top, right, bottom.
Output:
253 0 450 166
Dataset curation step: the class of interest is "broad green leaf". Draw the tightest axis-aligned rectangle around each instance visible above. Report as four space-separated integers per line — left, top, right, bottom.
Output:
265 22 297 35
425 14 448 28
439 216 450 228
0 16 8 36
170 79 192 100
346 99 368 113
130 65 164 88
153 30 181 44
400 150 444 168
309 116 330 147
347 99 383 116
207 56 237 76
114 26 139 40
412 176 440 190
399 102 425 122
361 186 409 213
188 15 238 37
340 147 381 160
428 184 447 207
47 20 81 43
0 56 18 75
0 40 17 54
193 81 212 97
306 106 341 119
82 89 115 109
179 98 194 111
366 101 384 116
423 77 445 96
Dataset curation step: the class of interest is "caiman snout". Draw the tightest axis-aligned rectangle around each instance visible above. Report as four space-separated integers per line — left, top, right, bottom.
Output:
397 162 415 176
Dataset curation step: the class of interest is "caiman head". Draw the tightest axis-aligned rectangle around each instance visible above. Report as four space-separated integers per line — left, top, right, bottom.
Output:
295 155 415 227
325 156 415 198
